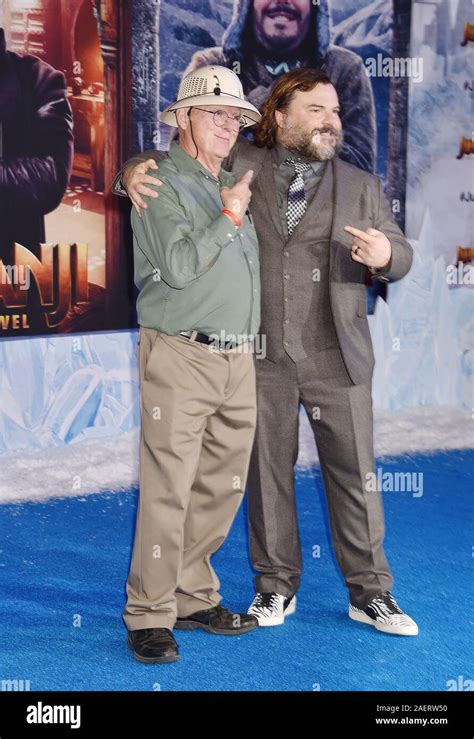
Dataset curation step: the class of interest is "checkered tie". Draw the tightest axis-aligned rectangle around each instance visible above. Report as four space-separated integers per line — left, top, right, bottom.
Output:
285 157 312 236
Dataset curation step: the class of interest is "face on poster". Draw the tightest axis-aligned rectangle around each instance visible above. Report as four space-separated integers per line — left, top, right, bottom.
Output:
0 0 113 336
136 0 397 184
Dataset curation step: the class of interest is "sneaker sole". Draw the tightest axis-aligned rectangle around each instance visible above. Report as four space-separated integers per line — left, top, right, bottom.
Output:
127 635 180 663
174 621 258 635
249 598 296 627
348 608 419 636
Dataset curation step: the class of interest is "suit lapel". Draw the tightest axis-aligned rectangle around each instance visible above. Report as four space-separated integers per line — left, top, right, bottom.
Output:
230 144 285 241
330 157 362 253
330 157 367 280
256 148 286 241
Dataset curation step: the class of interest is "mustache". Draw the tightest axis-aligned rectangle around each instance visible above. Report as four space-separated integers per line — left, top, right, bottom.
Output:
264 4 301 21
312 126 340 137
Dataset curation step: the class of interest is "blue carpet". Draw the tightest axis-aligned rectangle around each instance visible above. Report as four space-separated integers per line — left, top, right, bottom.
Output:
0 450 472 691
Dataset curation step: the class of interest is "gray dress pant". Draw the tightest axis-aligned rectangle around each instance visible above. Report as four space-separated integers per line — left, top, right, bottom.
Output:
247 346 393 610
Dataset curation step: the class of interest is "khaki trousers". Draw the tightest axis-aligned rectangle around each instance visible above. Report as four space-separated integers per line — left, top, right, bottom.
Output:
123 328 256 631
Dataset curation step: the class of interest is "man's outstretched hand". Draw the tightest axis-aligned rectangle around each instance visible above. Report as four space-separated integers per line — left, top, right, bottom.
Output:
344 226 391 270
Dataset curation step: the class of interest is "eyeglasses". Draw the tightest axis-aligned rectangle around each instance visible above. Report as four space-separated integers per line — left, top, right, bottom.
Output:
194 108 247 131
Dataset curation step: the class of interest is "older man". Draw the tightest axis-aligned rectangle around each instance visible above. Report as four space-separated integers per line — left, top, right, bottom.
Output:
114 69 418 638
124 66 261 664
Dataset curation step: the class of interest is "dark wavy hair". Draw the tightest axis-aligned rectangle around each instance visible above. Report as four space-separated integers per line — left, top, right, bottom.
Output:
253 68 333 149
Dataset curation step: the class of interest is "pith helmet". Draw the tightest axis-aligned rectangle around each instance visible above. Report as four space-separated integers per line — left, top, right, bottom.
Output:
160 65 261 128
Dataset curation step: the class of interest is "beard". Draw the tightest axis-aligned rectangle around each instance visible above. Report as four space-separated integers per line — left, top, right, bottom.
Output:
279 122 344 161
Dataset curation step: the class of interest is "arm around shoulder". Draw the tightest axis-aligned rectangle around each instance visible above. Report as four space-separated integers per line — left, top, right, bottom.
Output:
111 150 166 196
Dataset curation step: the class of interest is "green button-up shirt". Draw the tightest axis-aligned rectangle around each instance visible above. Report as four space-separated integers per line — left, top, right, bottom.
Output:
132 141 260 342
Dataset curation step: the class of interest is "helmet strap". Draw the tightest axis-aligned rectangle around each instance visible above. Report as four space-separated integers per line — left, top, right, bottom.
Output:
187 109 199 161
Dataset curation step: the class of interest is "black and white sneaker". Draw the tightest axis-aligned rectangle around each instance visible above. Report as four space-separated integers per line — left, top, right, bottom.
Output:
247 592 296 626
349 590 418 636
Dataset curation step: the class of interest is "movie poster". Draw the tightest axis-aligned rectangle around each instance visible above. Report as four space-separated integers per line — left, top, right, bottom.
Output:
406 0 472 267
0 0 133 337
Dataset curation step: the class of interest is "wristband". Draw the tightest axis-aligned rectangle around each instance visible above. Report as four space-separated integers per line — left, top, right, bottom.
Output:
222 208 241 228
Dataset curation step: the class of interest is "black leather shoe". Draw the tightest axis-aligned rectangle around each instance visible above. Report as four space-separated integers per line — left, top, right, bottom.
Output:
175 604 258 635
127 628 179 663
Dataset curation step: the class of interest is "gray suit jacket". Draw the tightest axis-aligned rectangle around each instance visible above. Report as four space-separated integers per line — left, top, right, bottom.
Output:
112 140 413 384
